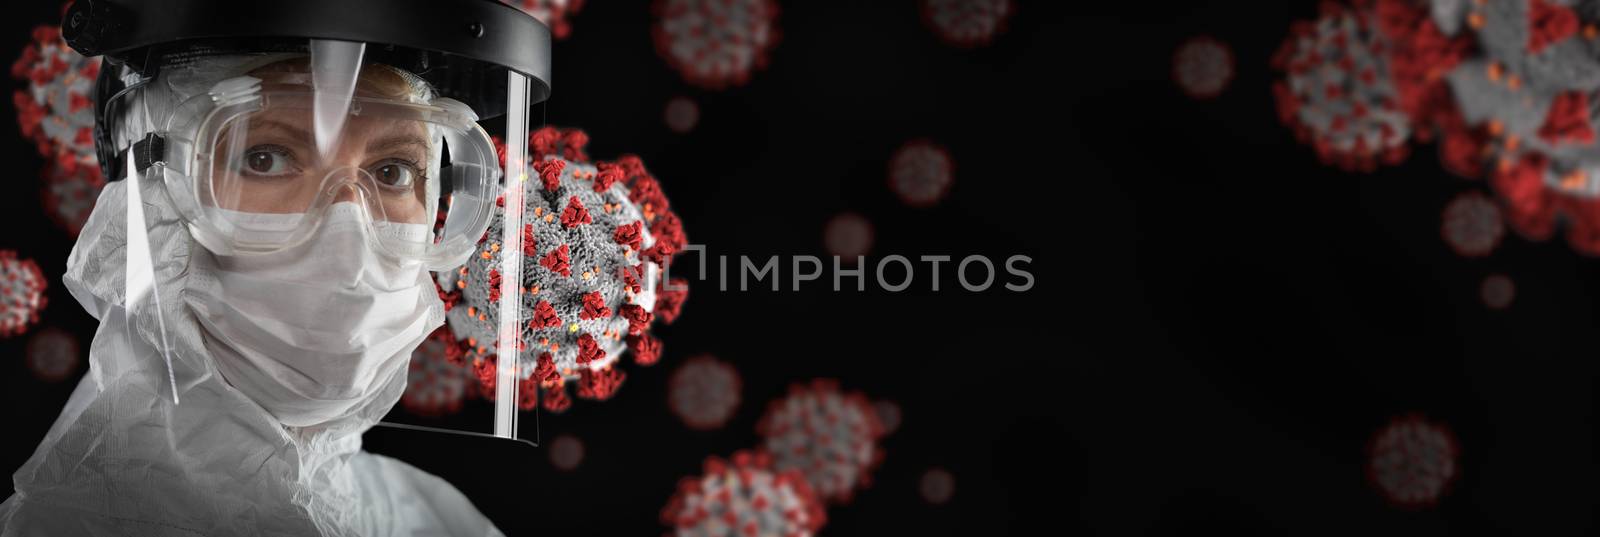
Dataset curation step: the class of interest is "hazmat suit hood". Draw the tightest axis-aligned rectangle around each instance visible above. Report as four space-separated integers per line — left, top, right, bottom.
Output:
0 57 501 537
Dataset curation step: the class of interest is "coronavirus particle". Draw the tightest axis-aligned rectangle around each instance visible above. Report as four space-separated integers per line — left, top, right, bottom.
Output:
873 399 902 436
401 327 472 418
40 157 107 237
1272 1 1417 172
661 450 826 537
1 250 47 339
438 127 688 413
13 22 105 236
1480 273 1515 310
668 353 742 431
920 0 1014 48
514 0 585 40
757 379 886 504
25 326 80 383
1441 190 1506 257
888 139 954 208
1366 413 1460 509
549 433 585 471
652 0 780 90
823 212 873 265
919 467 955 506
1173 35 1235 100
664 96 700 134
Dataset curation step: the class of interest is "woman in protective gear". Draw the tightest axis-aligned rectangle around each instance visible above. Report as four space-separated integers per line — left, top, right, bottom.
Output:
0 1 552 535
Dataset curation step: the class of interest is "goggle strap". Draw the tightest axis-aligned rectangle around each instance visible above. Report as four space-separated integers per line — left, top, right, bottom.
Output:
109 132 169 181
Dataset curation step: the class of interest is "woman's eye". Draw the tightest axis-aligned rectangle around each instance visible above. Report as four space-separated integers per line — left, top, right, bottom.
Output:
373 161 418 189
239 147 295 177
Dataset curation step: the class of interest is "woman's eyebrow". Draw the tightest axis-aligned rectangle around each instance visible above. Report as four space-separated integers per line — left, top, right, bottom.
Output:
366 135 430 158
246 119 312 144
238 118 428 158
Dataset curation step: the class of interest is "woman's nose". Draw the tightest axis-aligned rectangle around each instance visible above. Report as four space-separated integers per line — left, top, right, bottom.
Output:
328 181 363 204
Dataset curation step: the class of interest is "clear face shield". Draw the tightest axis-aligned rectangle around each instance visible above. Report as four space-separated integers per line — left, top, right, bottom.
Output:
122 38 542 443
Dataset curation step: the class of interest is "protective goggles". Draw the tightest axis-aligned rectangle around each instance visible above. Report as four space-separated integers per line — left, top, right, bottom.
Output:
151 48 501 270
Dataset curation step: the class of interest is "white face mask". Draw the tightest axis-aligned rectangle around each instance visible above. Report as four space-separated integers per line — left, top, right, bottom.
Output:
185 203 444 428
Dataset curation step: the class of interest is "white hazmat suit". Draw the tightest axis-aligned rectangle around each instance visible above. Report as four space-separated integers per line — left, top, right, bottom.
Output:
0 56 505 537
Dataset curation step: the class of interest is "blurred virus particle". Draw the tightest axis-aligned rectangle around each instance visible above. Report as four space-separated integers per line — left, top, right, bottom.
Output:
664 96 700 134
12 24 99 161
1441 190 1506 257
919 467 956 506
1480 272 1515 310
823 212 874 265
1272 1 1418 172
1437 0 1600 254
873 399 902 436
888 139 955 208
1 250 47 339
439 127 688 414
920 0 1014 48
1366 413 1460 509
757 379 886 504
548 433 585 471
652 0 780 90
1172 35 1236 100
668 353 742 431
13 23 105 236
661 450 826 537
514 0 585 40
40 157 107 237
25 326 80 383
401 327 472 418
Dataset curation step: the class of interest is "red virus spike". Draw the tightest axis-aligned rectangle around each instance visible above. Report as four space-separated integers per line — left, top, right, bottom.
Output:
486 269 502 303
522 222 539 257
578 291 612 321
1527 0 1579 54
643 241 678 266
541 386 572 413
650 212 687 252
516 376 540 411
619 303 652 335
576 367 625 400
574 333 605 365
472 357 496 388
530 300 562 330
534 352 562 385
1491 153 1559 241
613 221 644 252
655 279 689 324
541 243 571 277
627 333 663 366
594 162 623 191
560 195 593 228
1538 91 1596 145
534 158 566 192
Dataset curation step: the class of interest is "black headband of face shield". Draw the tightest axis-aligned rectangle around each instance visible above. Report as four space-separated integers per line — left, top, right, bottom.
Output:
65 0 551 182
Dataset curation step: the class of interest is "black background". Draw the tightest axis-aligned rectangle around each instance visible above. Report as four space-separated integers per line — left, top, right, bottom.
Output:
2 1 1594 535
